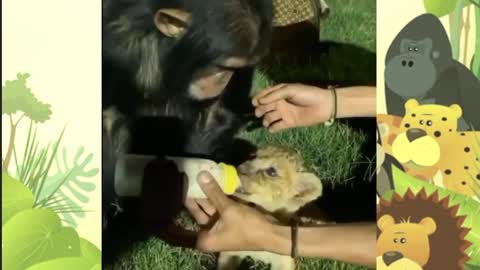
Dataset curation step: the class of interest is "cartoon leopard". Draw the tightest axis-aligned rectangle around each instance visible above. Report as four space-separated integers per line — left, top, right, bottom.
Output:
377 99 480 198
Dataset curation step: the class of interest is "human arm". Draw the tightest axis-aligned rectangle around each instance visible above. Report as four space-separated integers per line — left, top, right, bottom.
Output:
267 222 376 268
186 171 377 268
252 84 376 132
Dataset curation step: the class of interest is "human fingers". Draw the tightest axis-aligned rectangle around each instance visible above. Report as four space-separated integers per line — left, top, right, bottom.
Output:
185 198 210 225
262 111 282 128
196 199 217 216
257 87 294 105
197 171 233 213
254 103 276 117
268 120 289 133
252 84 288 106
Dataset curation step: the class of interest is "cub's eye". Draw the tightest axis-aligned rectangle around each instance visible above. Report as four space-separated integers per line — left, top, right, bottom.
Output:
264 167 278 177
393 238 398 243
426 120 433 126
400 238 407 244
408 47 413 51
414 47 419 52
419 120 425 125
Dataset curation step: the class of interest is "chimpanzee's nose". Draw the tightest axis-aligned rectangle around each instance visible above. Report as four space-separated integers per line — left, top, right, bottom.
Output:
406 128 427 142
401 60 415 67
383 251 404 266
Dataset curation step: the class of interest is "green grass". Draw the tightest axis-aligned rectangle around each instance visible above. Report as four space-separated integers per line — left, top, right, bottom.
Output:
105 1 376 269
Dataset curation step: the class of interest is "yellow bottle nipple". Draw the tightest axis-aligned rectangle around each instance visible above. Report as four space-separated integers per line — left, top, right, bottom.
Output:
219 163 239 195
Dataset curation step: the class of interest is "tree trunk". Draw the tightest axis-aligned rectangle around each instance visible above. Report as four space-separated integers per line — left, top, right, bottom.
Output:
3 116 17 173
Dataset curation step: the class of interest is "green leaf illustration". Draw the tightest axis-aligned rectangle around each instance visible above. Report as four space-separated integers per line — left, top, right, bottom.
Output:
25 257 100 270
423 0 472 17
14 123 66 206
465 263 480 270
37 146 98 227
2 173 34 225
392 166 480 265
423 0 457 17
2 73 52 172
80 237 101 266
2 208 80 270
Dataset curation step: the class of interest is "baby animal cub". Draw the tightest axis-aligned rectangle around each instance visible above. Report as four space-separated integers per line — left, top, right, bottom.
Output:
218 145 323 270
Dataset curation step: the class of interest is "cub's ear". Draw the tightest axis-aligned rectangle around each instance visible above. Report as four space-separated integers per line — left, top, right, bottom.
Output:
293 173 323 204
405 99 419 112
419 217 437 235
377 214 395 231
448 104 463 119
154 9 192 38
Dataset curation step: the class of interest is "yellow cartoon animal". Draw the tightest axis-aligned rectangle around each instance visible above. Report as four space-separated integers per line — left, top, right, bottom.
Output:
377 99 480 198
376 255 423 270
377 214 437 268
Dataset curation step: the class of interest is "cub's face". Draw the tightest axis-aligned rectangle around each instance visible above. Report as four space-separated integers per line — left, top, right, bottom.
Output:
392 99 462 167
235 146 323 214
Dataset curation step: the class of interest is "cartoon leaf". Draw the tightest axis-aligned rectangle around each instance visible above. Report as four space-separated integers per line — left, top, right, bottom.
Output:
465 263 480 270
79 237 101 266
36 146 98 227
423 0 472 17
2 173 34 225
2 208 80 270
25 257 100 270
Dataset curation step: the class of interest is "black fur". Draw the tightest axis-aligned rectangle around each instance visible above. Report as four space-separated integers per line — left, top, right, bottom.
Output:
102 0 273 164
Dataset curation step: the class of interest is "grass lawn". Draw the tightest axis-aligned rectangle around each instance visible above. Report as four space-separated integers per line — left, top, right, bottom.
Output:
104 0 377 269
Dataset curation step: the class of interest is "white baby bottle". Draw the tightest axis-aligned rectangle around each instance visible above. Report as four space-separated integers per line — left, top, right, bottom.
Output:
114 154 240 199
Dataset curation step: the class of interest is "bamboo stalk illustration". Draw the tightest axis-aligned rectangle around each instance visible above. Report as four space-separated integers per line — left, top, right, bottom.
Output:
451 0 465 60
463 5 471 65
473 2 480 78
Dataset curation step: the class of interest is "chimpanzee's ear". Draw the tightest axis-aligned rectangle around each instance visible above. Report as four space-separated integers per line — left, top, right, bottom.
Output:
154 9 192 38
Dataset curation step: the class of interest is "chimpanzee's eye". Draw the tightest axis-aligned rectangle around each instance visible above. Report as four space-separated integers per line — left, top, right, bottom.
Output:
414 47 419 52
264 167 278 177
408 47 413 51
427 120 433 126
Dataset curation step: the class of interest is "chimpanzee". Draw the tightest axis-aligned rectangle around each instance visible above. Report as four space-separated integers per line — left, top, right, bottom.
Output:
384 13 480 131
102 0 274 258
103 0 273 163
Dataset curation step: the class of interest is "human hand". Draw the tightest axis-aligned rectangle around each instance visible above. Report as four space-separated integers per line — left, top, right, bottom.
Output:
252 83 334 132
186 171 274 252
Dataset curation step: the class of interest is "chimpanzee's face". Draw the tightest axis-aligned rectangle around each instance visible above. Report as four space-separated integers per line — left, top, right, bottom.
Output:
153 1 272 100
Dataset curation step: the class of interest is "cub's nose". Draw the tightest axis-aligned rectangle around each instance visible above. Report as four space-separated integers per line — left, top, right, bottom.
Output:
237 164 248 174
383 251 404 266
406 128 427 142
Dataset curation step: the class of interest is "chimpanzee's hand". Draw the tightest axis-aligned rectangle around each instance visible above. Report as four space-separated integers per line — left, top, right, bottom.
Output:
140 157 186 227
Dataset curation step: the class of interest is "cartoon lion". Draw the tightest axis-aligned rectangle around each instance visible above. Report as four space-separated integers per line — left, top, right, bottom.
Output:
377 189 471 270
377 214 437 268
377 99 480 198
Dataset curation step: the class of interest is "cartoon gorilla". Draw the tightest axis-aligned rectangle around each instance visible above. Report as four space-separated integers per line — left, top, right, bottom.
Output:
385 13 480 131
